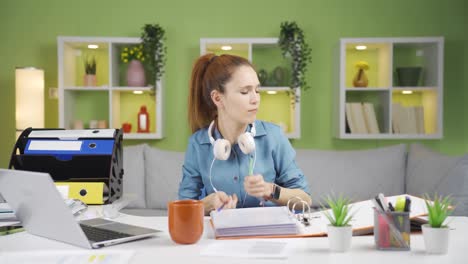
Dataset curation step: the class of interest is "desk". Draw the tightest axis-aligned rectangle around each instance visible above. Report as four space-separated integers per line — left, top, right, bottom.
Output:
0 212 466 264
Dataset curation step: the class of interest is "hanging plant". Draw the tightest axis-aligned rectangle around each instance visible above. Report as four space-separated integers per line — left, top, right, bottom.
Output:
141 24 167 88
278 21 312 91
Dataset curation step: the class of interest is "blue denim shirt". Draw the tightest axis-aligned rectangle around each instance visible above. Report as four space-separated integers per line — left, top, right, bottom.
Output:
178 120 310 208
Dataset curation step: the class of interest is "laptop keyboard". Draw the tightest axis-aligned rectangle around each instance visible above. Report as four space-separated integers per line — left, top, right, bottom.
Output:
80 224 132 242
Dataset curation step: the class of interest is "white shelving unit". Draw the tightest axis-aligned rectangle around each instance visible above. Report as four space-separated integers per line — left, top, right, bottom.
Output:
335 37 444 139
58 36 164 139
200 38 301 139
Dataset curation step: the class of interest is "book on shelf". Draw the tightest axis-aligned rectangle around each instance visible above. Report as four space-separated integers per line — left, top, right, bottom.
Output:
210 194 429 239
349 103 368 134
392 104 425 134
345 103 357 133
345 102 379 134
362 102 380 134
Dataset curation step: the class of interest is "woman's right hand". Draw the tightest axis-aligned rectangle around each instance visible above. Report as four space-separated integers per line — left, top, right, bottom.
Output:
202 191 238 215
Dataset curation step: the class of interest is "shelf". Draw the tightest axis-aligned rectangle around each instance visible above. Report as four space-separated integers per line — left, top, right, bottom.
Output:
58 36 164 139
200 38 300 139
336 37 444 139
63 86 110 91
123 133 160 140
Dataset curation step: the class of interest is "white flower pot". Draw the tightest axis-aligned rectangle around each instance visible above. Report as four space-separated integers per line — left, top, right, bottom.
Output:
421 224 449 254
327 225 352 252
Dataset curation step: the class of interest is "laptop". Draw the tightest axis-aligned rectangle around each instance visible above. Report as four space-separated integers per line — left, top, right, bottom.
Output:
0 169 161 249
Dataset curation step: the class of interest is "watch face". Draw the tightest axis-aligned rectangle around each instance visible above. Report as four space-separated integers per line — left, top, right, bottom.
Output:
273 185 281 200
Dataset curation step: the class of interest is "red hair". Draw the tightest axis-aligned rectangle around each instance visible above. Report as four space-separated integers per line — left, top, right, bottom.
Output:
188 54 254 133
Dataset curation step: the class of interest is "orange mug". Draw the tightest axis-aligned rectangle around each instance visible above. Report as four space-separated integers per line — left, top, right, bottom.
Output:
168 200 204 244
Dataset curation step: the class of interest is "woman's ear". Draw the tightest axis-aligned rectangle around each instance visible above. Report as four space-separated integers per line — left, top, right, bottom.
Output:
211 90 223 108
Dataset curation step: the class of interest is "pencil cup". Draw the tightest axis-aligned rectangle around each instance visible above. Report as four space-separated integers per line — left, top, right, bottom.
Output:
168 200 204 244
373 208 410 251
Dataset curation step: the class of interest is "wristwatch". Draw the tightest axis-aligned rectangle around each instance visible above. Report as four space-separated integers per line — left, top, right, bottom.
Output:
271 184 281 200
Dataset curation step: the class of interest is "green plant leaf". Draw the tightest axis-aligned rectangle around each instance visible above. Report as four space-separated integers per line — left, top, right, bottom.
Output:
320 193 354 227
423 193 453 228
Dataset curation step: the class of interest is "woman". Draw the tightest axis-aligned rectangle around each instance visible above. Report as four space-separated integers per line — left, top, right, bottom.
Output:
178 53 311 215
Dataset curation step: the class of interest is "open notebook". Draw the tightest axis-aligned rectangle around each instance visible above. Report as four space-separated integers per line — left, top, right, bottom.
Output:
210 194 429 239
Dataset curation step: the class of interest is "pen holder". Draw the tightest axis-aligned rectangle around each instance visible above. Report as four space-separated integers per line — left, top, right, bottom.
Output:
373 208 410 251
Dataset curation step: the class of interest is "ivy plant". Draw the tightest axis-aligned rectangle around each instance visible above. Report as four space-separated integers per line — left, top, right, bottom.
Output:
141 24 166 87
278 21 312 91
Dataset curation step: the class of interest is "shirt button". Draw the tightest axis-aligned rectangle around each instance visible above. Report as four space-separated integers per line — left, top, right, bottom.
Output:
233 176 238 181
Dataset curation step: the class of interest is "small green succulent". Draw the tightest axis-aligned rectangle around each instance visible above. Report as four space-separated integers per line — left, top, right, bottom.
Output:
424 193 453 228
321 194 354 227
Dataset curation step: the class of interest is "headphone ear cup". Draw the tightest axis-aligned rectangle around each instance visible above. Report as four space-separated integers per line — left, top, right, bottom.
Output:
213 139 231 160
238 133 255 155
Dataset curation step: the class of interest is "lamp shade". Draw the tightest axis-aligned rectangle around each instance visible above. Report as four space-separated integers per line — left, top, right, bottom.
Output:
15 67 44 132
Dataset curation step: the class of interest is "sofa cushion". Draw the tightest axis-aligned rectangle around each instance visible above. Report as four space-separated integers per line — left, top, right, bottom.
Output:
122 144 147 209
144 145 185 209
406 144 468 216
295 144 406 206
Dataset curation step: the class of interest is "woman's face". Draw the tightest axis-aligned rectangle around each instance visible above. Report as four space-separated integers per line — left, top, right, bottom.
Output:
219 65 260 125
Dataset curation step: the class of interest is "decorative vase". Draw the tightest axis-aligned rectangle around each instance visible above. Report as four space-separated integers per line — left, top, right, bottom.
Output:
396 67 422 86
353 69 368 87
422 224 449 254
126 60 146 87
83 74 96 87
327 225 352 252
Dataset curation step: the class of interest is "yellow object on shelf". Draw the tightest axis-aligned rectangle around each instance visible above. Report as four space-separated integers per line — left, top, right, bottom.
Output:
55 182 107 205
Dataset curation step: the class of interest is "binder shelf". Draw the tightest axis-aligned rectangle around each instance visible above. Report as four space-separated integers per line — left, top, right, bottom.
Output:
9 128 123 204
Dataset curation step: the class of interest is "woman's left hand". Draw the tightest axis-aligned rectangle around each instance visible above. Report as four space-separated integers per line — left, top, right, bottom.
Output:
243 174 273 199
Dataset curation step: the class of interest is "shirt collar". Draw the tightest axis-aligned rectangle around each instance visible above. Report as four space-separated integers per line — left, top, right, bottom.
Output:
200 120 266 144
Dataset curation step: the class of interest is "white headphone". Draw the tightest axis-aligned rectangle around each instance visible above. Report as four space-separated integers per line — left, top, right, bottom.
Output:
208 120 256 160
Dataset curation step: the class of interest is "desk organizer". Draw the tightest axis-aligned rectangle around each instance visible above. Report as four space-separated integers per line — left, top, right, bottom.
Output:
9 128 123 204
373 208 411 251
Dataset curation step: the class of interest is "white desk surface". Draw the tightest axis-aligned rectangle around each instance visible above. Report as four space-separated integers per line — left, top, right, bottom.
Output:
0 209 466 264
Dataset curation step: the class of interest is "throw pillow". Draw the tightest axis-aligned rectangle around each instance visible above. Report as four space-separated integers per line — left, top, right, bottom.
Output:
122 144 147 209
144 145 185 209
406 143 468 216
295 144 407 206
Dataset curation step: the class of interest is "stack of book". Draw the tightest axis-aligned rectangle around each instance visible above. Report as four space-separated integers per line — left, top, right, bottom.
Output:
345 102 380 134
392 103 425 134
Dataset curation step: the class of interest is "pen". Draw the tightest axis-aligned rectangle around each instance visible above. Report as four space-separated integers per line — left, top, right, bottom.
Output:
217 202 227 212
404 196 411 212
378 193 389 212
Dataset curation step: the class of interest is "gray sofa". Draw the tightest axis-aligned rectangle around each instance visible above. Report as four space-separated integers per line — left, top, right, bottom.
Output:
121 143 468 217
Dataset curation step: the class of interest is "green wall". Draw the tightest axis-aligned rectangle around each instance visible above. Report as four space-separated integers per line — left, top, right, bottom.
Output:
1 0 467 167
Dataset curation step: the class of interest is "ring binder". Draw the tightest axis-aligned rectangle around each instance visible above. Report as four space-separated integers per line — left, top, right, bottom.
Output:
287 196 312 226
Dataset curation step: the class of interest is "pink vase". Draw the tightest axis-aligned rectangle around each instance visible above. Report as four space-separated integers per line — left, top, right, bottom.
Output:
126 60 146 87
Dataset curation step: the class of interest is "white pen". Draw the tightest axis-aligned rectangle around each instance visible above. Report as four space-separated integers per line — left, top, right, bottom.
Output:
378 193 389 212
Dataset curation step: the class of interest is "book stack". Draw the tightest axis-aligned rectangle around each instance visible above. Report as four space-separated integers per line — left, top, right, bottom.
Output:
345 102 380 134
392 104 425 134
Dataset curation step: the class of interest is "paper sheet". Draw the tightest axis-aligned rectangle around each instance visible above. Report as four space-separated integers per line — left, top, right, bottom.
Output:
200 240 290 259
0 250 134 264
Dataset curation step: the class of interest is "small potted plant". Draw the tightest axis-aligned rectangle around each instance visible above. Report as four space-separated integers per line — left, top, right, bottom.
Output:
83 56 96 86
422 193 453 254
321 194 354 252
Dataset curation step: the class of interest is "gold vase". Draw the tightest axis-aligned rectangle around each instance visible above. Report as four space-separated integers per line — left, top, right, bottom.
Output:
353 69 368 87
